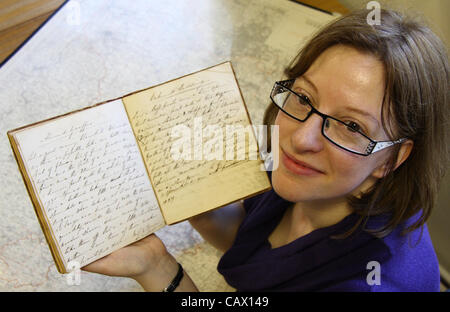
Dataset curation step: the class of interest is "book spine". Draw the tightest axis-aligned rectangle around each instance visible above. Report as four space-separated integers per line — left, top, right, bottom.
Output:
6 131 67 274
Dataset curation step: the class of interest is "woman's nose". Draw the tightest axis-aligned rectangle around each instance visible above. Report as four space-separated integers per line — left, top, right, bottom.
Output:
291 113 324 154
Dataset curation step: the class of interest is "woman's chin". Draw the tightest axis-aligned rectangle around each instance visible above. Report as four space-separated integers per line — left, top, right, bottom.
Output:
271 169 305 203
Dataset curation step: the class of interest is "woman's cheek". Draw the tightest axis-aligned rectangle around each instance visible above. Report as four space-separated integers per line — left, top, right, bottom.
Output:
330 152 379 195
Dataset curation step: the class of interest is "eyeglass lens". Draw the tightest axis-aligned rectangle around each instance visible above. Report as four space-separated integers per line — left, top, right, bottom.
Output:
272 86 371 155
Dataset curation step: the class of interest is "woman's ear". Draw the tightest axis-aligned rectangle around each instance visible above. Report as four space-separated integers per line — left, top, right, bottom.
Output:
371 140 413 178
393 139 413 170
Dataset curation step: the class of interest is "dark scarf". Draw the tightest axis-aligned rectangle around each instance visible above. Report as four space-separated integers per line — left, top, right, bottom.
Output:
217 190 391 291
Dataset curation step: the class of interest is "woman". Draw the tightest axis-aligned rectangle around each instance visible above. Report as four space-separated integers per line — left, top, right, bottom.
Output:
82 9 449 291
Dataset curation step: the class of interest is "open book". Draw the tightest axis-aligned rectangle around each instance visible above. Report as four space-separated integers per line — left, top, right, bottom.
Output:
7 62 271 273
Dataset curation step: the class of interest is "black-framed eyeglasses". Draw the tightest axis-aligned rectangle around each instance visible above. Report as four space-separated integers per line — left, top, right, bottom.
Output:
270 79 406 156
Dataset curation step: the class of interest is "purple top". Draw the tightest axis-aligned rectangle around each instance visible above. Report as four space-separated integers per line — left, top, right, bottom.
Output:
217 189 440 291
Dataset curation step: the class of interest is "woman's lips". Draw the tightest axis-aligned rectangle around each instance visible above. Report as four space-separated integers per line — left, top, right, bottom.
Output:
281 149 324 176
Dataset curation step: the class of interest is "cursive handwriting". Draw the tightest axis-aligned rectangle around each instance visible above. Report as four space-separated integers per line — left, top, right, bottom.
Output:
122 63 269 225
14 100 165 268
124 69 252 206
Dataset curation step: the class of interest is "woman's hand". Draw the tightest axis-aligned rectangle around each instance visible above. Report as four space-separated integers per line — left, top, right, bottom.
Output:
81 234 199 291
81 234 174 289
188 201 245 252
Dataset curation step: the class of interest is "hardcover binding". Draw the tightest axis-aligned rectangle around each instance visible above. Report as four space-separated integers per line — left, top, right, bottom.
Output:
7 131 67 273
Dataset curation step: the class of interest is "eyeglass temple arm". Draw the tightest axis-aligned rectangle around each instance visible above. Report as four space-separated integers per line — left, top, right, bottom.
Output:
371 138 406 153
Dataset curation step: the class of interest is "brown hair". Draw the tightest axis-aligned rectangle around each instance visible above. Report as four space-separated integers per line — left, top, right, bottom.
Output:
263 9 449 239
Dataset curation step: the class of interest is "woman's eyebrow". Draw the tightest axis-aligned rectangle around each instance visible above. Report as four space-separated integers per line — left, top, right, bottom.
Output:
298 75 318 95
343 106 380 127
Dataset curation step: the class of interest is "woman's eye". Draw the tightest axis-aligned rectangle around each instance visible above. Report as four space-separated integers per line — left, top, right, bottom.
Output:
346 121 361 132
293 92 310 106
291 88 311 104
297 95 309 105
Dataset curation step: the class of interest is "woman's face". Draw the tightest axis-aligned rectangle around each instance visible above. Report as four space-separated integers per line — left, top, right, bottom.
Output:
272 45 394 204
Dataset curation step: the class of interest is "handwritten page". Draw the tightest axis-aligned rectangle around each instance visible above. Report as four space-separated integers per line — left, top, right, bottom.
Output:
12 99 165 270
123 62 271 224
